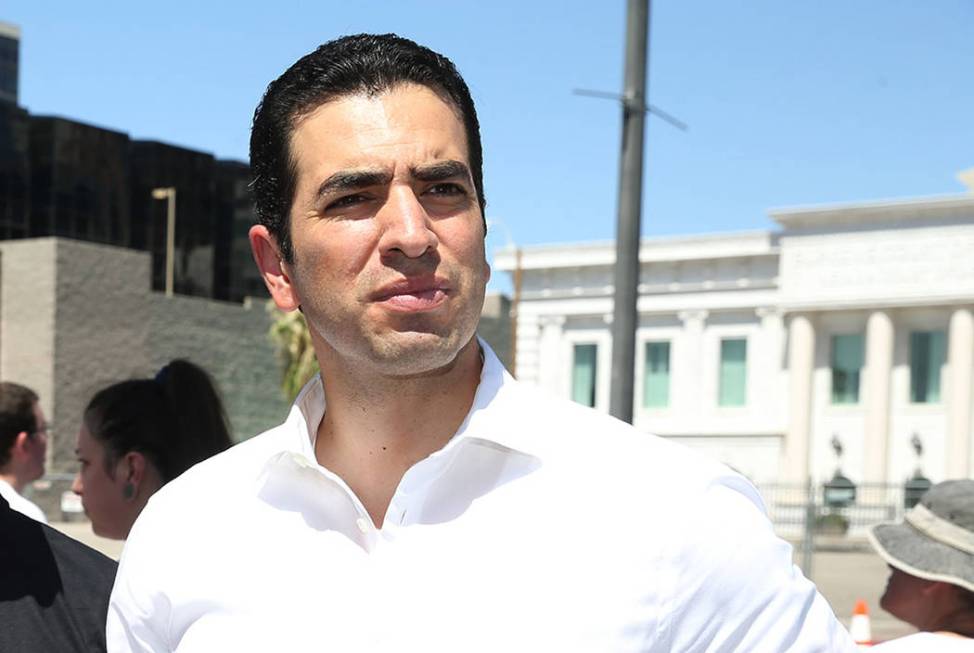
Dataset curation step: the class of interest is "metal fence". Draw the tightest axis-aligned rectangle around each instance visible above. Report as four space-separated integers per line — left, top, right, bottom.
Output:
755 482 916 577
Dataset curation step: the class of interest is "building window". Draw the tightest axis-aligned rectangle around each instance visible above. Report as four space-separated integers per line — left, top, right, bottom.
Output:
910 330 946 403
831 333 864 404
643 341 670 408
719 338 747 406
572 344 598 407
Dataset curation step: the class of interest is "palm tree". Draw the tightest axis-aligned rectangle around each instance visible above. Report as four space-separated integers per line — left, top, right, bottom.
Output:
266 301 319 403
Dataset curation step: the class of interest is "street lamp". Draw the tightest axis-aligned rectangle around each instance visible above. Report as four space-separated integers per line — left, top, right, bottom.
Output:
151 187 176 297
904 433 932 509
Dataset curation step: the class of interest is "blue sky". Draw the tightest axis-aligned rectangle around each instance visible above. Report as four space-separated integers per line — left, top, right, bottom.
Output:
6 1 973 290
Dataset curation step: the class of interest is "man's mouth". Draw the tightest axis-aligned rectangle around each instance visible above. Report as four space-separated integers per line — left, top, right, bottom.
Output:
371 278 451 311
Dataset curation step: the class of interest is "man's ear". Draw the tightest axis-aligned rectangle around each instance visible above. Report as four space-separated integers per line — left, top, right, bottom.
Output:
11 431 30 458
120 451 148 486
249 224 301 312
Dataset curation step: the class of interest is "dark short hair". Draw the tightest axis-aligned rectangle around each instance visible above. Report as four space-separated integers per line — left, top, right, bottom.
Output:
83 360 233 483
250 33 486 262
0 382 39 468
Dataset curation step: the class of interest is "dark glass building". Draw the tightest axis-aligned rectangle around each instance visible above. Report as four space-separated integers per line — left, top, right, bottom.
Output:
0 102 29 239
0 21 263 301
0 22 27 239
130 140 220 298
0 22 18 105
28 117 131 245
216 159 264 302
1 112 262 300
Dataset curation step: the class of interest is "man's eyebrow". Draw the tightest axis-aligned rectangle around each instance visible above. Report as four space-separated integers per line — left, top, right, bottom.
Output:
314 168 393 202
312 160 471 204
411 160 471 183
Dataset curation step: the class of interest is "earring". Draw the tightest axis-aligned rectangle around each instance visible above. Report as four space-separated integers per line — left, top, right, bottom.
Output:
122 482 135 500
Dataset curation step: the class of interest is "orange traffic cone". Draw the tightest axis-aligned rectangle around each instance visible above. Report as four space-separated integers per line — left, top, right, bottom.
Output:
850 599 873 648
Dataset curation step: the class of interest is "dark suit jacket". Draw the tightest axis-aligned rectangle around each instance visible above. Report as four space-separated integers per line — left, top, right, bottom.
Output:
0 496 118 652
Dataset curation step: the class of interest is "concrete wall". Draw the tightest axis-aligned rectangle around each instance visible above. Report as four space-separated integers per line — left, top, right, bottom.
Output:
42 239 287 471
53 239 152 471
147 294 288 442
0 239 57 435
1 238 288 517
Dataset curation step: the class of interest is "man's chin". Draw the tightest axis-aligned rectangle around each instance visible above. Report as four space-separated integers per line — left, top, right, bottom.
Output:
367 330 471 377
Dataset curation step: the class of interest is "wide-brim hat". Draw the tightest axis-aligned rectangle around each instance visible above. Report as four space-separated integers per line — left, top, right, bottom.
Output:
868 479 974 593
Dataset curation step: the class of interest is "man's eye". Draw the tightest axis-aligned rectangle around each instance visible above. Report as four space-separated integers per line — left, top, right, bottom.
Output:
426 183 466 196
325 194 368 211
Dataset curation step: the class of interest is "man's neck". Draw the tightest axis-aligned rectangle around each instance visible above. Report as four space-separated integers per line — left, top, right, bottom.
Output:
0 470 25 494
313 338 483 527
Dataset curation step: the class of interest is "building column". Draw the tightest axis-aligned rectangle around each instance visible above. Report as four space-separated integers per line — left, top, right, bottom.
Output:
537 315 566 398
863 310 894 483
676 310 708 415
756 307 785 421
946 307 974 478
785 313 815 483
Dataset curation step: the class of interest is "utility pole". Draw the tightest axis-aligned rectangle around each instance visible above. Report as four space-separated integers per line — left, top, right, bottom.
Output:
609 0 650 423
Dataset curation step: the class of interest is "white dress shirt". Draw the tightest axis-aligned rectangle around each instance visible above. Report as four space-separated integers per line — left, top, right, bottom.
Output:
871 632 974 650
0 477 47 523
108 342 854 652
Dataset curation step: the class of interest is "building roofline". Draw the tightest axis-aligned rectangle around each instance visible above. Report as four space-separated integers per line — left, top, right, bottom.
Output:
504 229 774 253
494 230 778 271
0 21 20 39
29 113 131 138
768 193 974 228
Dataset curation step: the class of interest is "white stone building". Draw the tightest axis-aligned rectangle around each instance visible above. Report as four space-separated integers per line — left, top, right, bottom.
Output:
494 193 974 486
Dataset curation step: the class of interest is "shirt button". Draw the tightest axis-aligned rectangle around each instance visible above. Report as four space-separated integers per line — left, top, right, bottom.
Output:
356 517 371 533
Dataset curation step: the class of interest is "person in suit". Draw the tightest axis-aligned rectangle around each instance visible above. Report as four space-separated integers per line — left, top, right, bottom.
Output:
0 494 117 652
0 381 49 523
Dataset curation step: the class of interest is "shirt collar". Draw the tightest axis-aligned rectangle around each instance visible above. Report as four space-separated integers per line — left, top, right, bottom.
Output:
0 478 19 500
261 338 538 478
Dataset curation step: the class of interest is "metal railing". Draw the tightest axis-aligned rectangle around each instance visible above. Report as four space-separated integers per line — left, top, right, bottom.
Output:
756 482 912 578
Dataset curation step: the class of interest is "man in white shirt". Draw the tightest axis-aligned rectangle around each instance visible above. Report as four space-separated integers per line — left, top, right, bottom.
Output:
0 382 48 524
108 34 854 651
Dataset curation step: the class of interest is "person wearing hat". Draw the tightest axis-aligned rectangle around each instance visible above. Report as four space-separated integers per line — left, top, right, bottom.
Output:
868 479 974 650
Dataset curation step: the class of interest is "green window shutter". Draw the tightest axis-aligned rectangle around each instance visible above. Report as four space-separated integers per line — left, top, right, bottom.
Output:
572 344 598 407
831 334 864 404
719 338 747 407
643 341 670 408
910 330 946 403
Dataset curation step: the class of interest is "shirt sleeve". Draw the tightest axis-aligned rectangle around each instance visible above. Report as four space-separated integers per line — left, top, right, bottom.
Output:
657 473 857 652
106 506 173 652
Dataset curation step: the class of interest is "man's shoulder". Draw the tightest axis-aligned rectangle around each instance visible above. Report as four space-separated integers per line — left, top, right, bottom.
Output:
0 480 48 523
142 419 294 516
498 379 733 492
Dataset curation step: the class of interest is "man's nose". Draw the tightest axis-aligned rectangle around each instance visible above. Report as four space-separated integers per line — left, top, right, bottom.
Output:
377 188 438 259
71 472 82 496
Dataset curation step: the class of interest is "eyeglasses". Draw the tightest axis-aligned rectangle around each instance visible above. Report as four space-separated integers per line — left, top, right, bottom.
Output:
32 423 52 437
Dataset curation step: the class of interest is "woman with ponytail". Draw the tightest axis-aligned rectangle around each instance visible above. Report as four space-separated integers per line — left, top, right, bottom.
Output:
71 360 233 540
